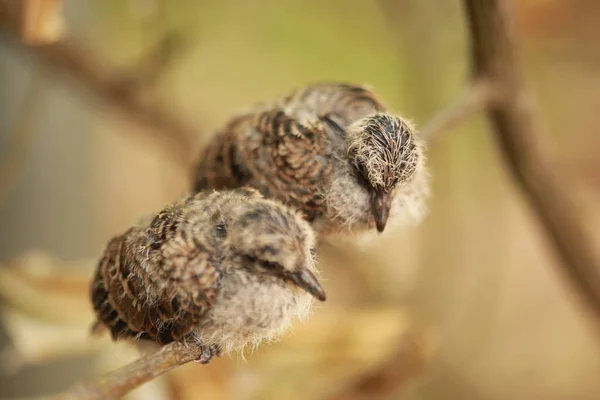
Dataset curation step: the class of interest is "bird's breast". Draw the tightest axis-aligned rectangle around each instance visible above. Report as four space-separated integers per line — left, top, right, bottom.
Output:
194 270 313 353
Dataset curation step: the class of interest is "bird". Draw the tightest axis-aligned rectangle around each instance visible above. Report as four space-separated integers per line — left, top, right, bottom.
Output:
192 82 429 238
90 187 326 364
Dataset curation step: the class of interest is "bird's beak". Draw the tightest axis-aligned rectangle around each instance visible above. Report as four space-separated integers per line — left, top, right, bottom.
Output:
288 269 327 301
371 189 392 233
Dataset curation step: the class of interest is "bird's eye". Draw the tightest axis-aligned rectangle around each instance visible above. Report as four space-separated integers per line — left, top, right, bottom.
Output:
309 248 316 259
215 223 227 238
352 167 371 190
260 260 280 270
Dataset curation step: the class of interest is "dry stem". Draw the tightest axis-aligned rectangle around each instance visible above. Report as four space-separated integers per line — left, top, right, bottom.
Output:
53 342 204 400
419 0 600 324
463 0 600 326
420 79 497 144
1 30 198 166
338 0 600 397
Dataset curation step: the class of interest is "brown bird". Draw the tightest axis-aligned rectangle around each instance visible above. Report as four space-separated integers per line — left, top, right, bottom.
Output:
91 188 325 363
193 82 429 237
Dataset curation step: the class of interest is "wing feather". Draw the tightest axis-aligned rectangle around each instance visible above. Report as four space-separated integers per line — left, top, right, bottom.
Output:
91 199 221 344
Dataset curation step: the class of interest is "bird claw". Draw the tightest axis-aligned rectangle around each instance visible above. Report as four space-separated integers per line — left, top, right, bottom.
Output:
194 344 222 364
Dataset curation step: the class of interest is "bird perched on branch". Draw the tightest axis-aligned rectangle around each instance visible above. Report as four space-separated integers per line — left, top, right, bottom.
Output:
193 82 429 237
91 188 326 363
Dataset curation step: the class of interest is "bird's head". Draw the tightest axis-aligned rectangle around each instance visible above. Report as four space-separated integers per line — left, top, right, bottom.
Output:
221 189 326 302
346 113 422 233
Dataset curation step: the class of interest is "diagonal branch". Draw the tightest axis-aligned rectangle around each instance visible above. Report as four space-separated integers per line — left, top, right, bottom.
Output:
119 32 190 93
53 342 204 400
462 0 600 326
2 30 199 166
420 79 497 143
33 38 197 164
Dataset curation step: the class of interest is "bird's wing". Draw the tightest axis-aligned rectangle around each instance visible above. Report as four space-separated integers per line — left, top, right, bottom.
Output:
194 108 335 222
91 232 149 341
277 82 388 128
241 108 335 222
91 201 221 344
194 114 256 191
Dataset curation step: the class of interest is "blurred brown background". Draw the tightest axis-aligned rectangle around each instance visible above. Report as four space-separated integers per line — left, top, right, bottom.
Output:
1 0 600 399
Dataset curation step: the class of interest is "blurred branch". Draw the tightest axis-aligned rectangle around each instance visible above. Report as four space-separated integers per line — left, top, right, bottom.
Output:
0 252 101 374
2 22 199 165
54 342 204 400
119 32 188 94
0 251 92 324
420 79 496 143
341 0 600 398
415 0 600 325
38 36 196 164
462 0 600 327
0 64 45 209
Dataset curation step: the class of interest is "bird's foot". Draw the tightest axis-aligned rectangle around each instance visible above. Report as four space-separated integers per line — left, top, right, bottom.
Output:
194 344 222 364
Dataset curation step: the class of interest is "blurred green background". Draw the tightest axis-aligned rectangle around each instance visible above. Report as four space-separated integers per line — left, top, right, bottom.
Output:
1 0 600 399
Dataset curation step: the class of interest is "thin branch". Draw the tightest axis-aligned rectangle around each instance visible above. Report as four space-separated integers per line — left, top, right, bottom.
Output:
2 31 198 166
462 0 600 326
53 342 204 400
121 32 189 93
43 38 196 164
420 79 496 144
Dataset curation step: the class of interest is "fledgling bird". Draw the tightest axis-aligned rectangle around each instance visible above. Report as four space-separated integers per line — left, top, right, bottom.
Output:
193 82 429 237
90 188 326 363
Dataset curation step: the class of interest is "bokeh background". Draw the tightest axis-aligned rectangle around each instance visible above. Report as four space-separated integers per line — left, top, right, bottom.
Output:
1 0 600 399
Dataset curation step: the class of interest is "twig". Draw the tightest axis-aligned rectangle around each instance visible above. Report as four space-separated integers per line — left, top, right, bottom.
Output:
44 38 196 164
2 32 198 166
463 0 600 326
117 31 191 95
53 342 204 400
420 79 496 144
0 63 46 209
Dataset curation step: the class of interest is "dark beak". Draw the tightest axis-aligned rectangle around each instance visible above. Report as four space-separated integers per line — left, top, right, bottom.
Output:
371 189 392 233
288 269 327 302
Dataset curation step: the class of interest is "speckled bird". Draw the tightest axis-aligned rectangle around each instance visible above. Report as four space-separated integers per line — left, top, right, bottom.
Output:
91 188 325 363
193 82 429 237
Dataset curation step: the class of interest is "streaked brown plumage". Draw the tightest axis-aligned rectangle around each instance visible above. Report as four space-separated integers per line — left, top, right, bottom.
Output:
193 82 429 237
91 188 325 363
